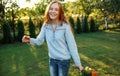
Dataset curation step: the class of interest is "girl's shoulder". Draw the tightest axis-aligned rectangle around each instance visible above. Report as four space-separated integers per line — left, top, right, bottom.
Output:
62 22 71 29
42 23 50 28
61 22 68 26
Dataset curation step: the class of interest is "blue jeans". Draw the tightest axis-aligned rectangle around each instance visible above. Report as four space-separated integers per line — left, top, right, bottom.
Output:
49 58 70 76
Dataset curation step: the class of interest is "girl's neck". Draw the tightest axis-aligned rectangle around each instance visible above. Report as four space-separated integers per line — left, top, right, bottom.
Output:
51 19 59 25
51 19 59 30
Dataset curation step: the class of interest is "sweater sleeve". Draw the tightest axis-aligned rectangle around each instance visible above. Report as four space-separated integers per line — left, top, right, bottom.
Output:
30 25 46 46
65 24 82 67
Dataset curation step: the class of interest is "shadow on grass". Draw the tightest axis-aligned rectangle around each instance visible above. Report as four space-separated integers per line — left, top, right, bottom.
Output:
0 43 49 76
75 30 120 76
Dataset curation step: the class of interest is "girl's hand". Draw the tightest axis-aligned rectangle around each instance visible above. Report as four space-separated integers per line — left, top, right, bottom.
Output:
78 66 84 72
22 35 30 43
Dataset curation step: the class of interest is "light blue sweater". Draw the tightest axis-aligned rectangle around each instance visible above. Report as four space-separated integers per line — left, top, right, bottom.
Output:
30 23 81 67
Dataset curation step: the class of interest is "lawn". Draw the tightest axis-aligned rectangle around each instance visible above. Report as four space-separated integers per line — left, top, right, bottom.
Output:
0 30 120 76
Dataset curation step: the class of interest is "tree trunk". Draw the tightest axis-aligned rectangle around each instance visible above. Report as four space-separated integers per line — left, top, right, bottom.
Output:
11 9 16 40
105 17 108 30
81 14 84 32
0 0 5 19
113 13 117 25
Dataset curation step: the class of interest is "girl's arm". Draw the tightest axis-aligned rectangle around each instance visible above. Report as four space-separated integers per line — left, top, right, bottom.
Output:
65 24 83 70
22 25 46 46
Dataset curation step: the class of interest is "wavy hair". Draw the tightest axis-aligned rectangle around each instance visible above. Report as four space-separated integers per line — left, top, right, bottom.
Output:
44 1 67 24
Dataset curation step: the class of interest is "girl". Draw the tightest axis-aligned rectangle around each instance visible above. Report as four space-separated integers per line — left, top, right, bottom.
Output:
22 1 83 76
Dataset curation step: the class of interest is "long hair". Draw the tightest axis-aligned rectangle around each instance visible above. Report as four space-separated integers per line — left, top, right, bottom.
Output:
43 1 74 35
44 1 67 24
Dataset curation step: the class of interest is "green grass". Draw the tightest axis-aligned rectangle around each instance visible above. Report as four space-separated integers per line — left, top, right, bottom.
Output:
0 30 120 76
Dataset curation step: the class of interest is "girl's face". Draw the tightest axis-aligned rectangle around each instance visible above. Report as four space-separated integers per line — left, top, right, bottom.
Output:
49 3 60 21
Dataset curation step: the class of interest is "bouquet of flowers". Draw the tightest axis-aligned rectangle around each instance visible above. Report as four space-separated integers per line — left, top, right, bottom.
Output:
82 66 99 76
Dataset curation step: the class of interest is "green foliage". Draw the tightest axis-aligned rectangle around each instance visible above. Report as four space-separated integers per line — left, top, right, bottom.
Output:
95 0 120 25
0 3 5 19
82 0 94 16
28 17 36 38
83 16 89 33
82 70 91 76
76 17 82 34
2 20 13 44
35 2 46 15
68 16 75 32
90 18 96 32
17 19 24 42
63 2 73 15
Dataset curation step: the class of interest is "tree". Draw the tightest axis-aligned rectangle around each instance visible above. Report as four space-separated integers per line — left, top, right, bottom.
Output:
0 0 8 19
73 0 82 15
0 0 19 40
0 0 8 32
35 2 46 16
76 17 82 34
83 16 89 33
95 0 117 30
17 19 24 42
109 0 120 24
38 18 44 30
29 17 36 38
68 16 75 33
0 1 5 19
90 18 96 32
81 15 85 32
81 0 95 16
9 2 19 40
2 20 13 44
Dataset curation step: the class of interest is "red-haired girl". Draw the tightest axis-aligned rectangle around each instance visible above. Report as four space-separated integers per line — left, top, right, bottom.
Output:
22 1 83 76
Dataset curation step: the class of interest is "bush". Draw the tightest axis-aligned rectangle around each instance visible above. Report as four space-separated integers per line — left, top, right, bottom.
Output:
83 16 89 33
39 18 44 30
90 18 96 32
17 19 24 42
95 24 99 31
68 16 75 33
76 17 82 34
29 17 36 38
2 20 13 44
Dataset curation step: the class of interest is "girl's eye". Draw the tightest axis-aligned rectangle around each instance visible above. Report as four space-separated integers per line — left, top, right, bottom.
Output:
50 7 59 12
50 8 53 11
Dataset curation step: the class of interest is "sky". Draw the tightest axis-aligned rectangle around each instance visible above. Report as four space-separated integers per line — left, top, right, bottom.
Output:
11 0 76 8
17 0 40 8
